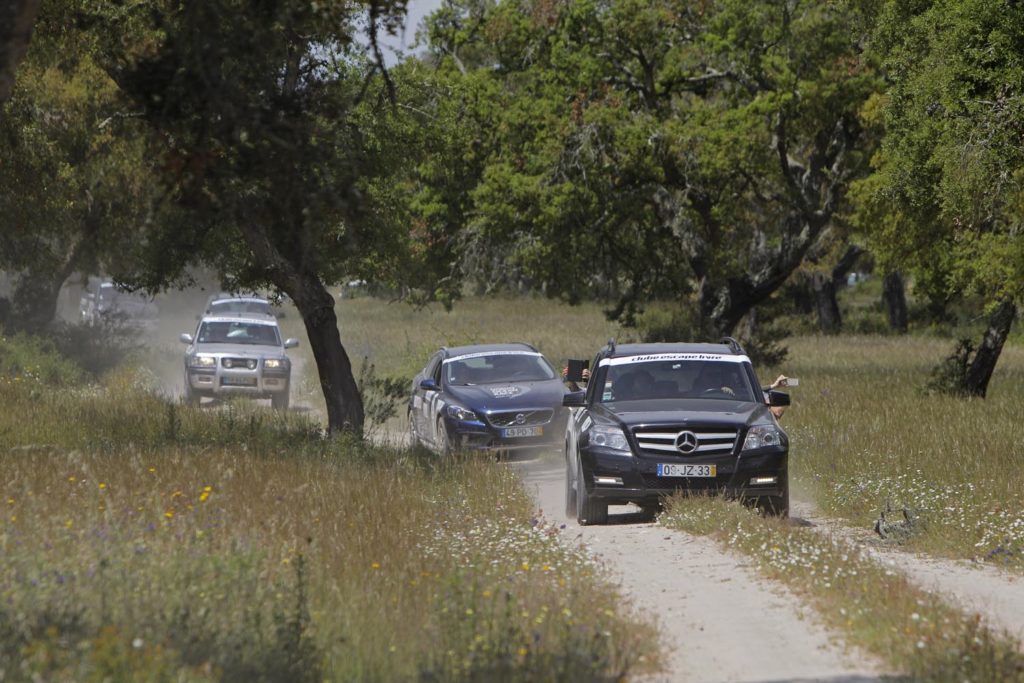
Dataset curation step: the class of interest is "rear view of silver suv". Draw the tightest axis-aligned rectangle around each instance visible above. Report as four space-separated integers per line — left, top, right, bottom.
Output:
180 314 299 409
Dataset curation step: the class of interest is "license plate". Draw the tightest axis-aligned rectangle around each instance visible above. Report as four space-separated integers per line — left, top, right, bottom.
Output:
502 426 543 438
656 463 716 478
222 376 257 386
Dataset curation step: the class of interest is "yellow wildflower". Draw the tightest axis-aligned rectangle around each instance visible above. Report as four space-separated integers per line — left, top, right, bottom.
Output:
98 483 106 490
371 562 381 570
164 510 174 519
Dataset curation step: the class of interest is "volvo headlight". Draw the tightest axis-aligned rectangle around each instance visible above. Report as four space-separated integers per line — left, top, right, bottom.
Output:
588 424 632 455
264 358 286 369
742 425 782 451
446 405 477 422
190 355 216 368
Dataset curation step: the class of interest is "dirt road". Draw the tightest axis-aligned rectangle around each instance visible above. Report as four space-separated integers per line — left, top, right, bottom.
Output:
515 459 885 683
792 500 1024 644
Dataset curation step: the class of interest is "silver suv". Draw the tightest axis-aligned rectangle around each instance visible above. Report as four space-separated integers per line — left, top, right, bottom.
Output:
180 314 299 409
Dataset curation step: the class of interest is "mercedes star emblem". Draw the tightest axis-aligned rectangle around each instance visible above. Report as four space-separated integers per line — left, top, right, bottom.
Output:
675 430 699 454
515 413 526 425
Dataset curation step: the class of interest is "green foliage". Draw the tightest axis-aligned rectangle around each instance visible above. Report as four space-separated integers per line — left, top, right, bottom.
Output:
924 338 974 397
420 0 883 337
0 2 158 331
859 0 1024 306
0 329 85 386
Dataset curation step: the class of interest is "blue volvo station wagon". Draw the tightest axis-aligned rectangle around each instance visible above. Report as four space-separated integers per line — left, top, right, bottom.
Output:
408 343 569 457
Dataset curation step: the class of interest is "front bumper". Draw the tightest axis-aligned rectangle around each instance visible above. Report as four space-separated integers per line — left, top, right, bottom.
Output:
442 411 569 454
579 447 788 505
187 367 290 398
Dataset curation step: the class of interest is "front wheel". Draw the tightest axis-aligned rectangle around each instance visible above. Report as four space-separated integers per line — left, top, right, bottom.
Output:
564 444 578 518
271 387 290 411
183 375 200 406
758 485 789 518
435 417 451 457
575 456 608 526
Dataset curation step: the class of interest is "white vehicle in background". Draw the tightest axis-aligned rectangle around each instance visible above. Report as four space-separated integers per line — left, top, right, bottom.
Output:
180 314 299 410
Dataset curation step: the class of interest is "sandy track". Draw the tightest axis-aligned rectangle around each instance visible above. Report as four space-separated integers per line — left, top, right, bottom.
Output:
515 459 885 683
792 500 1024 644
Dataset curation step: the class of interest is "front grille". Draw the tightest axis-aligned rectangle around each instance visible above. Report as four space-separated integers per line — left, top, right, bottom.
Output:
487 409 554 428
222 357 257 370
633 426 739 457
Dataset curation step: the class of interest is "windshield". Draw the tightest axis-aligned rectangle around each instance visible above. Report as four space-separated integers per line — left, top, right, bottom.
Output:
444 353 556 385
209 300 273 316
197 321 281 346
598 359 757 403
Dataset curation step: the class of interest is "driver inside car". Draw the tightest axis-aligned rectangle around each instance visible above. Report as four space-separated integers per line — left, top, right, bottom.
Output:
694 364 738 397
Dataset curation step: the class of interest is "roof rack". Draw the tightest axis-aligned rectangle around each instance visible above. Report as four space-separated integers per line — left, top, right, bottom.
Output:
719 336 745 355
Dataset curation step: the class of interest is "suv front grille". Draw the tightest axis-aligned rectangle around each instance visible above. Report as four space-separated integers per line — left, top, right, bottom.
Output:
488 409 554 428
222 357 258 370
633 426 739 457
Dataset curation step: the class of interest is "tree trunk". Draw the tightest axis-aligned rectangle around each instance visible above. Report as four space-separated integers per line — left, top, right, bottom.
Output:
0 0 40 102
810 272 841 334
9 270 65 333
962 300 1016 398
239 224 364 435
292 276 365 435
881 271 908 334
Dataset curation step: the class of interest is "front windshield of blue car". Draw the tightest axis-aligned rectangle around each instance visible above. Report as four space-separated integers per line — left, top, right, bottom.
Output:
197 321 281 346
598 358 756 403
444 352 556 385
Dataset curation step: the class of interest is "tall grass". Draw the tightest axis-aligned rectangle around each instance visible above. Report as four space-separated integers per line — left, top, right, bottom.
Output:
0 373 659 681
774 336 1024 568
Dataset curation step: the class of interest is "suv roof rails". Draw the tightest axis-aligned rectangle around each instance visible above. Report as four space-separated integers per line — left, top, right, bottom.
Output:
719 336 745 355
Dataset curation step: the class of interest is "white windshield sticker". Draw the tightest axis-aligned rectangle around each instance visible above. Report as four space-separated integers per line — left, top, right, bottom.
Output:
442 350 542 364
598 353 750 367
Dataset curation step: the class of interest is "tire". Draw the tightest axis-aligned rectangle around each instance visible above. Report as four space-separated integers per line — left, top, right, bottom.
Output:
271 387 290 411
183 375 200 406
407 410 419 447
638 504 660 522
564 444 578 518
758 485 789 518
435 417 451 457
575 455 608 525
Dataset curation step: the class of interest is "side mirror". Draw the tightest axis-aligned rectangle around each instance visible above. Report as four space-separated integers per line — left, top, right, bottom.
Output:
767 390 790 407
179 333 194 344
562 390 586 407
283 338 299 349
419 378 438 391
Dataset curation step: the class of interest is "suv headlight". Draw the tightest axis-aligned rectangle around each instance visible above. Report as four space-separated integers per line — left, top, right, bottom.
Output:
588 424 632 455
190 355 216 368
742 425 783 451
264 359 287 369
446 405 478 422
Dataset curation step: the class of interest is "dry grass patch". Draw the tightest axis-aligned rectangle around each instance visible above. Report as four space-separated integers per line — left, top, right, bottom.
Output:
0 373 659 682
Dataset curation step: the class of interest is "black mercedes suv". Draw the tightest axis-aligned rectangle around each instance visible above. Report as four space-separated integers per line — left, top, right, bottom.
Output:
563 340 791 524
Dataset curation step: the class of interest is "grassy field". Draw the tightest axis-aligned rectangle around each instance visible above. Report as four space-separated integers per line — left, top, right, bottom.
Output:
0 334 659 682
778 336 1024 569
312 295 1024 570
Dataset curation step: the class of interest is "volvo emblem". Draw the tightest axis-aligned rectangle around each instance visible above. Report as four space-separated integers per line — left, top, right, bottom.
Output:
515 413 526 425
675 430 699 454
